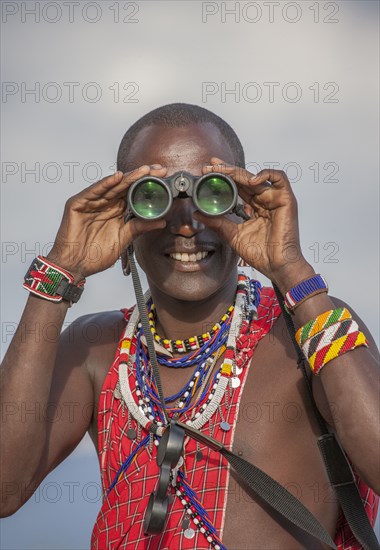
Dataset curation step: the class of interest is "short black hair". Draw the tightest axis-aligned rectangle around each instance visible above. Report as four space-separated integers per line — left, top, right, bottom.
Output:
116 103 245 173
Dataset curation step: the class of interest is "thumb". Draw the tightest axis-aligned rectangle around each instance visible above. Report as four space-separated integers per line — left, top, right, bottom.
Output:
121 217 167 247
193 211 239 246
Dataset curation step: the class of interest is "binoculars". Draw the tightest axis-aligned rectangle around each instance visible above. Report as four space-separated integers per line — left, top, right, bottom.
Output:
127 171 238 220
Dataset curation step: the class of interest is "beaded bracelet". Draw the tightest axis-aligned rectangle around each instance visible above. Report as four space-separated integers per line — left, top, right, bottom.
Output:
284 274 328 313
23 256 85 305
295 308 368 375
296 307 351 347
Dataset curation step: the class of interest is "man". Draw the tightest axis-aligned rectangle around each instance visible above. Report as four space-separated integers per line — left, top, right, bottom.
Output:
1 103 379 549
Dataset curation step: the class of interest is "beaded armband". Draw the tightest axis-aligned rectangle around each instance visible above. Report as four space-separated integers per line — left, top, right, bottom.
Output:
295 307 368 375
284 274 328 313
23 256 85 305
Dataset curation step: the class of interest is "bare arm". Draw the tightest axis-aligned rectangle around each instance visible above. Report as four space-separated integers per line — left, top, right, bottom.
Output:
0 297 92 516
0 165 168 516
292 290 380 493
195 160 380 494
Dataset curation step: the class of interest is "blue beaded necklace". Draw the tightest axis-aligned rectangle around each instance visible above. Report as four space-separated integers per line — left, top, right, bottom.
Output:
135 312 231 416
111 274 262 550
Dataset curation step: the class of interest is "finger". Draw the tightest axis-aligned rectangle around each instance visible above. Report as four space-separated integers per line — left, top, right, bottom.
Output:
206 162 292 206
246 170 295 209
248 169 289 189
103 165 152 199
202 158 246 179
84 165 168 205
67 167 148 213
206 158 290 190
205 157 249 180
147 165 168 177
80 167 150 203
81 171 124 198
121 216 167 245
203 157 268 189
203 159 273 200
207 158 278 186
193 211 239 246
105 164 168 201
123 164 167 183
209 157 235 170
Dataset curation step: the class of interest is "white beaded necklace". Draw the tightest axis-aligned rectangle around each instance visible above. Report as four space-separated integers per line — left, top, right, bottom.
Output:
118 276 249 436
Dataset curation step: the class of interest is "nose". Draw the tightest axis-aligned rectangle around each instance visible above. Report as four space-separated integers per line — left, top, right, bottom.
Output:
166 197 206 237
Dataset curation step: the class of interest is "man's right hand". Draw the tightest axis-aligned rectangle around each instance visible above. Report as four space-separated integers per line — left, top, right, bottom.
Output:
46 164 168 279
1 165 170 516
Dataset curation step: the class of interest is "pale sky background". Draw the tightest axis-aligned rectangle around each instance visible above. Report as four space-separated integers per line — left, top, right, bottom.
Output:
1 0 379 548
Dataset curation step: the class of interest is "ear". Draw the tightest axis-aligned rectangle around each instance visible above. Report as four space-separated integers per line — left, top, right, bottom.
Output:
121 249 131 277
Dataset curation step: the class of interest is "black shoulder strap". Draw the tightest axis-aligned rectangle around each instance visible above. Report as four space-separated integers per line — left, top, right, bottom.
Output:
177 419 338 549
272 284 380 550
128 243 378 549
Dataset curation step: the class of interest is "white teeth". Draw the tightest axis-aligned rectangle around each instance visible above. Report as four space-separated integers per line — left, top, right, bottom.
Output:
169 251 209 262
195 251 204 261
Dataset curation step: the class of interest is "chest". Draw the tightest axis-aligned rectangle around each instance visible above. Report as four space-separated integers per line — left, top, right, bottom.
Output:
220 329 340 549
91 316 341 548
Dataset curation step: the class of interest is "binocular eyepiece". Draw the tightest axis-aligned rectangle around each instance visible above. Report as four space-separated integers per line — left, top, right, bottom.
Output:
127 171 238 220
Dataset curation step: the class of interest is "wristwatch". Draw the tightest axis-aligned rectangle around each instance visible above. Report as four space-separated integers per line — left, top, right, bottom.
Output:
23 256 85 305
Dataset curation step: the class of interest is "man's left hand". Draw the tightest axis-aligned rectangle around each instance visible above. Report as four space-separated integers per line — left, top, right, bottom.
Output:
194 157 314 291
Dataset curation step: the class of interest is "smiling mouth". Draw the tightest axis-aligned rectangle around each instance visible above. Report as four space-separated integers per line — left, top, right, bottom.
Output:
168 251 212 262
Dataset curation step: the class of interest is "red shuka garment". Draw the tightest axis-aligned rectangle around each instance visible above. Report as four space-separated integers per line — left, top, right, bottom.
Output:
91 287 379 549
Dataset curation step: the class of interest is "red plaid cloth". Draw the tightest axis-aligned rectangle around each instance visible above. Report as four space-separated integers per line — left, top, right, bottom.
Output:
91 287 379 549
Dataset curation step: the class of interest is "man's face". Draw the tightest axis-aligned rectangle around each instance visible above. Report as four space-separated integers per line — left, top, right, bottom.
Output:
125 122 240 302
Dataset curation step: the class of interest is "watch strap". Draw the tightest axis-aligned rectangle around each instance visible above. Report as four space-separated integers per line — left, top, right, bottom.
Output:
23 256 85 304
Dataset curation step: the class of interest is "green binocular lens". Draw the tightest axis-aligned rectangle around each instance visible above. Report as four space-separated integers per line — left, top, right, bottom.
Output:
129 178 172 219
194 175 235 216
128 172 237 220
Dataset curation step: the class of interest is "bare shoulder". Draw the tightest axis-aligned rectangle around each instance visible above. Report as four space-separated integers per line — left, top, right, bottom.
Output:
60 309 126 373
43 310 126 468
61 309 125 349
57 309 127 413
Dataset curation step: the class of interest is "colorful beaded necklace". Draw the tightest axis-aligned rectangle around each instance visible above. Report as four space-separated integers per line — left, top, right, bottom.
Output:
149 303 235 353
114 273 262 549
